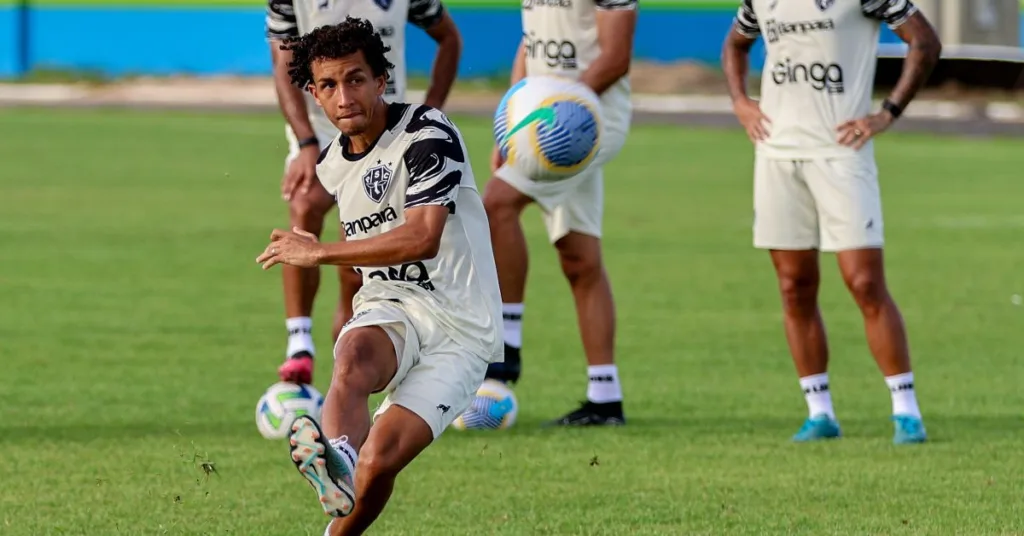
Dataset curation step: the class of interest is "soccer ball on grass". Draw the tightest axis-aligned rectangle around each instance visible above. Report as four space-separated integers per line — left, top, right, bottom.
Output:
450 379 519 431
255 382 324 439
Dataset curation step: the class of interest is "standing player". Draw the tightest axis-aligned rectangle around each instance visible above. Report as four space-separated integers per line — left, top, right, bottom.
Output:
266 0 462 385
256 19 501 535
722 0 941 443
481 0 637 426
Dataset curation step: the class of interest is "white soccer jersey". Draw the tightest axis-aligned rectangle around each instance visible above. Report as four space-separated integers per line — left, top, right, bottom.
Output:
520 0 636 136
734 0 918 158
266 0 445 139
316 103 503 363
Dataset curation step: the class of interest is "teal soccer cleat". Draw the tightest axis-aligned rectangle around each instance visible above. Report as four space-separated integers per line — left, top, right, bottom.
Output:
792 414 842 442
892 414 928 444
289 416 357 518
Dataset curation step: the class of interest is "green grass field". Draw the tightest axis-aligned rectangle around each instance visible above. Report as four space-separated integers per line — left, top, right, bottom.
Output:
1 108 1023 535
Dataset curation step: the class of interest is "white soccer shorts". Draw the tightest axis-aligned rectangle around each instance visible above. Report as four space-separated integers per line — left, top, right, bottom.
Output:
335 300 488 439
753 154 884 252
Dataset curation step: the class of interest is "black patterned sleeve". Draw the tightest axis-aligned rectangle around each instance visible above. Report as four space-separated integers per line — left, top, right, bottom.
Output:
595 0 637 10
733 0 760 37
861 0 918 28
403 109 467 213
408 0 446 29
266 0 298 40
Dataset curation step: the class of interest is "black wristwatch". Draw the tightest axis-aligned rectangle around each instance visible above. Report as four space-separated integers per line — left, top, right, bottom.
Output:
298 136 319 149
881 99 903 120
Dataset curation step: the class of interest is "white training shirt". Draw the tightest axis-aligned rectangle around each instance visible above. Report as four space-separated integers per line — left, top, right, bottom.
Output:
734 0 918 158
266 0 446 140
315 103 503 363
520 0 637 137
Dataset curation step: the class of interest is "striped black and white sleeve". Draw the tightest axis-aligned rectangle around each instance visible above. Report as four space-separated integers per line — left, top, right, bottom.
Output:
861 0 918 28
403 108 466 213
734 0 760 37
266 0 298 40
595 0 637 11
408 0 446 29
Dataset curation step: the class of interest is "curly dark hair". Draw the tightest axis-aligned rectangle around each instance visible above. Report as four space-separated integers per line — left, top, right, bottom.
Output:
280 17 395 89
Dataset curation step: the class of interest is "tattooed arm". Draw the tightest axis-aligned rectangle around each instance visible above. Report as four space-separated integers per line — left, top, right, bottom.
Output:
885 11 942 114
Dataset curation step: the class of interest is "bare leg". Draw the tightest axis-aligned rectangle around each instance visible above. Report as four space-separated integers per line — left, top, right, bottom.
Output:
283 183 335 323
836 248 911 376
481 179 534 383
554 232 615 367
770 250 829 377
482 179 532 302
328 405 434 536
321 326 398 447
279 182 336 384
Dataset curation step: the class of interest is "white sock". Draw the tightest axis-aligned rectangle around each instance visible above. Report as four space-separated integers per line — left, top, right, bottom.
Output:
502 303 524 348
587 365 622 403
799 373 835 419
329 435 358 474
286 317 315 358
885 372 921 418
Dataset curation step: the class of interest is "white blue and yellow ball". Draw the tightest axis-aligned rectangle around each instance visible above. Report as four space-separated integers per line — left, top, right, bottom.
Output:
494 75 602 182
450 379 519 431
255 382 324 439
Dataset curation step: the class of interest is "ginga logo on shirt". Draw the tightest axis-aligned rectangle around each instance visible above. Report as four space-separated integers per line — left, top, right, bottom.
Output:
770 58 845 94
523 32 577 69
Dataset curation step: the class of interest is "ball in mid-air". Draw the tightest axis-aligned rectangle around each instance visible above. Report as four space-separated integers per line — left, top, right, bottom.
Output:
494 75 602 182
255 382 324 440
451 379 519 431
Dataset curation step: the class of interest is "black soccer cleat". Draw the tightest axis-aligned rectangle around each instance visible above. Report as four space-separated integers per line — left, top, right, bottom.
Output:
485 344 522 384
545 400 626 427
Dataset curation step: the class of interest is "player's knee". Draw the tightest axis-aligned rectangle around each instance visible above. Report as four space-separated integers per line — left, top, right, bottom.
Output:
482 181 528 224
556 241 602 286
288 193 331 231
332 329 387 390
777 273 818 314
845 272 888 313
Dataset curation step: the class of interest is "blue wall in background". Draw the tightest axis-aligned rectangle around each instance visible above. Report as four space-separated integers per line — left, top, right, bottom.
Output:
0 6 21 77
2 6 1022 79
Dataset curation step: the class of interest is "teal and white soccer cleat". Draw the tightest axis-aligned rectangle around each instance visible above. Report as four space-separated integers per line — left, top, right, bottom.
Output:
289 416 356 518
792 414 842 442
891 414 927 444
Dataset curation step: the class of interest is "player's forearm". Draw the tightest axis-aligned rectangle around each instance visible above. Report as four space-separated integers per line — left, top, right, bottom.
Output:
271 46 316 140
579 54 630 96
422 32 461 109
316 227 440 267
721 34 755 103
886 26 942 111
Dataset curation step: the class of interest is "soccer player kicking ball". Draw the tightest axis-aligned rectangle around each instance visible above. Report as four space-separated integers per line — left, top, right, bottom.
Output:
266 0 462 386
482 0 638 427
256 19 502 534
722 0 941 444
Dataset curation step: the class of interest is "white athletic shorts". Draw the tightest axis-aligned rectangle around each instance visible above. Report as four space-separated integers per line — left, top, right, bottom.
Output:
335 299 488 439
495 101 630 243
753 154 884 252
